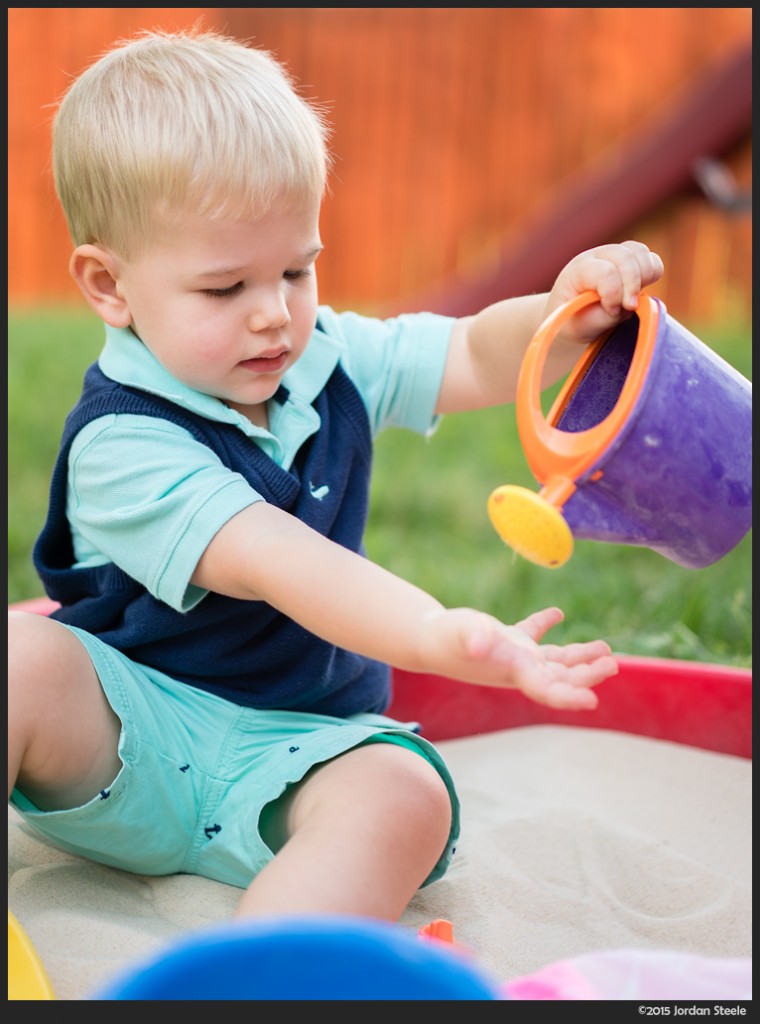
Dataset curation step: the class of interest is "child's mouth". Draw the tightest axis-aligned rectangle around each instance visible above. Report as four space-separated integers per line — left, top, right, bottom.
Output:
238 351 289 374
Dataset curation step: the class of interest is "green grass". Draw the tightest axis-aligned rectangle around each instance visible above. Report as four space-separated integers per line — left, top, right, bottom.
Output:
8 306 752 667
8 308 106 601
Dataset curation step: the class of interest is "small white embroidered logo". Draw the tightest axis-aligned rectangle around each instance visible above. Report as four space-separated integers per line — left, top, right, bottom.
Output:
309 482 330 501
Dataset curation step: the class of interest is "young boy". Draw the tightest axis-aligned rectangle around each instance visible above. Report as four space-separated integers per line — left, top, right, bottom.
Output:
9 28 663 923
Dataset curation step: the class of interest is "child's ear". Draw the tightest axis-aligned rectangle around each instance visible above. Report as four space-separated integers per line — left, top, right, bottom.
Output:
69 245 132 328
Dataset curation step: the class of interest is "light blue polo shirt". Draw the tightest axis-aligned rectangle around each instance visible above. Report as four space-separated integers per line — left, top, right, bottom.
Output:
66 306 454 613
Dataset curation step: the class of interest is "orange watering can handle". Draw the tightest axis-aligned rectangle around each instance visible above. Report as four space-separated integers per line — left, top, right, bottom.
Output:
517 289 659 489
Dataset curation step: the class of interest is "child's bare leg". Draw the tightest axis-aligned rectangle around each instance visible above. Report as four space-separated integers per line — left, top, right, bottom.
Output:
235 742 452 920
8 612 121 808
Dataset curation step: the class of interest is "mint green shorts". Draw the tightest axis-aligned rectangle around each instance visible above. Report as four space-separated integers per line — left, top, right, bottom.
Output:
10 626 460 889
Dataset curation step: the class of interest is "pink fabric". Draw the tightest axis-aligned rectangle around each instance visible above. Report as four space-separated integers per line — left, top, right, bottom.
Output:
505 960 602 1000
502 949 752 1001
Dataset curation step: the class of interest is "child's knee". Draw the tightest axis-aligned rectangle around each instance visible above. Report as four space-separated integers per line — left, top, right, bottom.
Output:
9 611 55 683
8 613 104 731
9 611 77 688
361 741 453 840
290 739 453 843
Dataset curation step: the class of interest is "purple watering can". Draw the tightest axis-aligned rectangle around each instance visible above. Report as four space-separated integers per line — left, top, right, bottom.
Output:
488 290 752 569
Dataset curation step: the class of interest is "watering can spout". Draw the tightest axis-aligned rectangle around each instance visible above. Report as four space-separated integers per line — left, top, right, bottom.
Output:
488 476 577 568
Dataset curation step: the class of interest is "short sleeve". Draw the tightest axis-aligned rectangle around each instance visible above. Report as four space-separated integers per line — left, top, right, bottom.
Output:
67 414 263 611
315 307 455 436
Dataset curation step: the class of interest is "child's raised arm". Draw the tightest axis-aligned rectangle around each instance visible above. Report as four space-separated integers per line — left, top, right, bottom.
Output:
436 240 663 413
191 501 617 711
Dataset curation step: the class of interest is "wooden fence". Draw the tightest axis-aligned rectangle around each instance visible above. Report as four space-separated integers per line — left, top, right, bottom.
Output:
8 8 752 327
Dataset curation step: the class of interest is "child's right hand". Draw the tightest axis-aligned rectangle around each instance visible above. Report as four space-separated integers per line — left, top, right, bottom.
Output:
417 605 617 711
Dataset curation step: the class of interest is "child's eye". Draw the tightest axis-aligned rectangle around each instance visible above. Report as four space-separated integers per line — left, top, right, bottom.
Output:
283 269 311 282
202 282 244 298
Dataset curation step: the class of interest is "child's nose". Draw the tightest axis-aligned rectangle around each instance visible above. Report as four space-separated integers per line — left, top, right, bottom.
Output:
247 289 291 333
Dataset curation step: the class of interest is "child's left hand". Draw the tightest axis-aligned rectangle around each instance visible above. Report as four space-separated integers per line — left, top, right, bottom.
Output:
548 240 664 345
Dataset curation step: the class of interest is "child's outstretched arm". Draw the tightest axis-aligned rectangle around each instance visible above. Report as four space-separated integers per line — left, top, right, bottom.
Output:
192 502 616 711
437 239 664 413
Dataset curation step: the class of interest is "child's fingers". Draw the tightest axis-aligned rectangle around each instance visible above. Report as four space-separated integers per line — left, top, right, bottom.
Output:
615 240 664 308
580 246 643 314
513 666 601 711
620 239 664 287
541 682 600 712
561 241 663 318
539 639 615 667
513 653 617 710
514 606 564 641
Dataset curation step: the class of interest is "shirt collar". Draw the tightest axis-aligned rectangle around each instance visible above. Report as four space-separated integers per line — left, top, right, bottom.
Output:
98 315 343 440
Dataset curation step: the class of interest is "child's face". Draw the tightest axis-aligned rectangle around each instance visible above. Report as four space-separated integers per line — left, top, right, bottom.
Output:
111 196 323 424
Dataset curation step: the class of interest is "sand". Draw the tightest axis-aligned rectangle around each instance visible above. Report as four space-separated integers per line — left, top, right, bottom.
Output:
8 724 751 1000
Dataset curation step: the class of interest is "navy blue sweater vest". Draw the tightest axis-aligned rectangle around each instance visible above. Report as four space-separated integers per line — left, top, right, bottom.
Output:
33 361 391 716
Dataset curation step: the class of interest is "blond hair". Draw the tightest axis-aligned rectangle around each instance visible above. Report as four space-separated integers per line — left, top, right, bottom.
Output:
52 28 332 257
